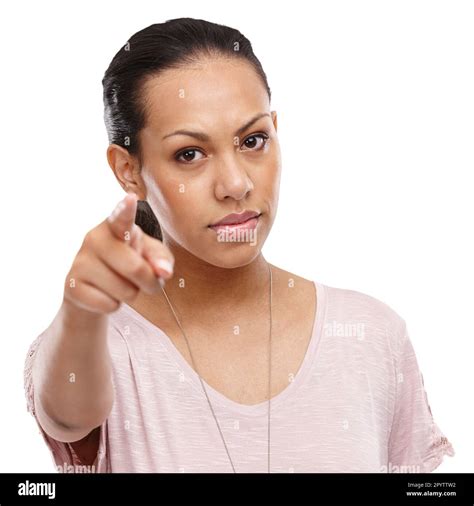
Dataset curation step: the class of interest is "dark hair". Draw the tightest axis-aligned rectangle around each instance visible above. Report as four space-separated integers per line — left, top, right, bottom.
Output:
102 17 272 240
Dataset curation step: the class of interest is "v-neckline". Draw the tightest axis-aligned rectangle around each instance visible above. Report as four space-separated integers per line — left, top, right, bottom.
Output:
120 280 327 417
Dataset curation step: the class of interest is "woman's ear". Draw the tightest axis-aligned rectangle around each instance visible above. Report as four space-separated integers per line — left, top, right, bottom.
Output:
271 110 278 132
106 144 147 200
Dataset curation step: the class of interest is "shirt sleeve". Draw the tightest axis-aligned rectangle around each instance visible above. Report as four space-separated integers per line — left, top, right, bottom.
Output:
387 322 455 472
23 329 109 473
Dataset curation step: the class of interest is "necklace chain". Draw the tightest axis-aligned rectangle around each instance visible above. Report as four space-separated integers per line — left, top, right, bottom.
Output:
159 262 273 473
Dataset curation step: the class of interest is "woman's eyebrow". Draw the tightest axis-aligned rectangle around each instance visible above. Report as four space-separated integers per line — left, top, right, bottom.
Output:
162 112 271 141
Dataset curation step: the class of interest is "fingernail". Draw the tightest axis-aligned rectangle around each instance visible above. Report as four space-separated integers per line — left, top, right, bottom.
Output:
154 258 174 275
109 196 127 221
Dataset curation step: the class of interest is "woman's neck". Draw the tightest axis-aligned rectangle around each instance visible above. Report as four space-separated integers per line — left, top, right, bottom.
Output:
138 241 272 321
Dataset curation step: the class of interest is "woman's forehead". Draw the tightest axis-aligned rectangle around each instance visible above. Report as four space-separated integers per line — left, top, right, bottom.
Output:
141 59 269 135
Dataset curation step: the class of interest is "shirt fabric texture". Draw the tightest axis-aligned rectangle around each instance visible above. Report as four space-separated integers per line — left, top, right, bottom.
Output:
24 281 455 473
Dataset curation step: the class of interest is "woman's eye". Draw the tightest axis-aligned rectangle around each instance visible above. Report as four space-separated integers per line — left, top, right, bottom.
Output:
174 133 269 164
175 149 205 163
241 133 269 151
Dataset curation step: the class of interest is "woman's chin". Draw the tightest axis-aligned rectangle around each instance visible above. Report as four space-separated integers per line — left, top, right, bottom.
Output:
202 243 263 269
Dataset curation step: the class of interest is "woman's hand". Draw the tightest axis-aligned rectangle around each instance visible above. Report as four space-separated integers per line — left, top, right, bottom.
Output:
63 193 174 315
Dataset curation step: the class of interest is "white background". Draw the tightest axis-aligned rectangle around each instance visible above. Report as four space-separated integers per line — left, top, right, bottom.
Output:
0 0 472 472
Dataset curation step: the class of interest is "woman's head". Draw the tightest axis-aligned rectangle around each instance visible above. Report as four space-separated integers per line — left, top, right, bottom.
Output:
103 17 281 268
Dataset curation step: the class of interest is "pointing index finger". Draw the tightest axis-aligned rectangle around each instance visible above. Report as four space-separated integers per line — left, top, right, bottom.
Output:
107 193 139 242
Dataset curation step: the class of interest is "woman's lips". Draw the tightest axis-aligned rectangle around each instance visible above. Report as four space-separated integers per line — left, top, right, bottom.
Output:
209 213 261 232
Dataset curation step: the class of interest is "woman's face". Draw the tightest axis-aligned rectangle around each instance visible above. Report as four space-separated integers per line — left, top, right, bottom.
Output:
128 57 281 268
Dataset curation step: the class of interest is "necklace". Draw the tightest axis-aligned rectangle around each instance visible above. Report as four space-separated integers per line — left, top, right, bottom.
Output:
159 261 273 473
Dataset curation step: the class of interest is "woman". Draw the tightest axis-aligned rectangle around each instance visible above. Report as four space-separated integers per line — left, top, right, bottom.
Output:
24 17 455 473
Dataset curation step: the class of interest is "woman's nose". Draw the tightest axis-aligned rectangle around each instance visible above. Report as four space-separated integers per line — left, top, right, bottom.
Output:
213 159 255 201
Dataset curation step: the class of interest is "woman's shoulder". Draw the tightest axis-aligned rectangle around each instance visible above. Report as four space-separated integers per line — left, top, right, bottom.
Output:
328 282 404 322
318 280 407 355
277 265 404 328
280 264 406 346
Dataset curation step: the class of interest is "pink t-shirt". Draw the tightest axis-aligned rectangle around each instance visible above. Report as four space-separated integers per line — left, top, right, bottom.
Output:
24 281 455 473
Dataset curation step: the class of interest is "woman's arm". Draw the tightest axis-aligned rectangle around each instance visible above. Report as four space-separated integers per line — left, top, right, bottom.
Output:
30 193 174 450
31 298 114 443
